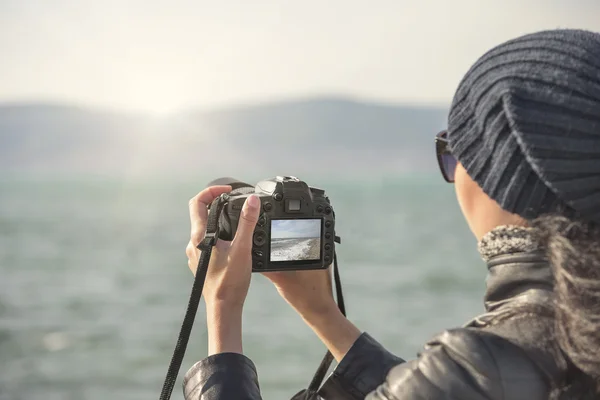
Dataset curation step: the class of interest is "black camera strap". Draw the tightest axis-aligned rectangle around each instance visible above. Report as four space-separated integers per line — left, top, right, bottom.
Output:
158 193 229 400
295 250 345 400
159 193 345 400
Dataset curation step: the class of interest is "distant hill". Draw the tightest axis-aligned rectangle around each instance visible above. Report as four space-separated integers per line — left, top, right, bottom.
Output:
0 97 449 178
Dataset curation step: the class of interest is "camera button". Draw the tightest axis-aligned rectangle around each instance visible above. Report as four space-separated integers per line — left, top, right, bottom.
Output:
324 206 332 214
253 250 264 258
324 255 331 264
263 202 273 212
324 243 332 251
253 231 266 246
273 193 283 201
256 261 264 269
325 221 332 228
257 215 266 226
316 205 324 213
325 232 331 239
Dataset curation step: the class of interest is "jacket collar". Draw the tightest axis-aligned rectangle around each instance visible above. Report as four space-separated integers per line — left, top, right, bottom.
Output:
484 251 553 312
477 225 553 312
465 228 566 384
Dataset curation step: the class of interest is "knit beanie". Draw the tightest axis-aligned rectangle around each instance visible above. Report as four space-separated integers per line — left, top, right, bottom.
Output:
447 29 600 223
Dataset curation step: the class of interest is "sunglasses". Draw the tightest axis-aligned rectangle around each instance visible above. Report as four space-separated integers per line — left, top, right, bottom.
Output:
435 130 457 183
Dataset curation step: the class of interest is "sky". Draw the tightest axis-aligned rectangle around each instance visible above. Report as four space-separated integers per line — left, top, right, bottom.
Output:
1 0 599 114
271 219 321 239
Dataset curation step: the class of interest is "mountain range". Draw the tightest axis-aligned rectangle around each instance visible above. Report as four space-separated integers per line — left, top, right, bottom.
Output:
0 97 449 179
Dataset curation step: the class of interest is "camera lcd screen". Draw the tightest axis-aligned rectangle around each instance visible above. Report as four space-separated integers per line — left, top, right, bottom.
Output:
270 219 321 262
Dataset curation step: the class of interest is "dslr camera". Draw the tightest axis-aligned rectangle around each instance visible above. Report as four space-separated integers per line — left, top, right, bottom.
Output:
207 176 337 272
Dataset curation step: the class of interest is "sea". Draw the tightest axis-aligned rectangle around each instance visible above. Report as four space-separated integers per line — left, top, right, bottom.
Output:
0 175 488 400
270 238 320 262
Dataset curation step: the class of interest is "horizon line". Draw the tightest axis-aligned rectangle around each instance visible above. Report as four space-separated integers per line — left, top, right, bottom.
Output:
0 93 451 116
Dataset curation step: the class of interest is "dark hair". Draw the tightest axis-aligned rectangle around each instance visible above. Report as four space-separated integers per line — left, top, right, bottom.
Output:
532 215 600 398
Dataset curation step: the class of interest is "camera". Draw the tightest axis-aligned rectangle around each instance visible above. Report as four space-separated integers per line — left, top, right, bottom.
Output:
207 176 337 272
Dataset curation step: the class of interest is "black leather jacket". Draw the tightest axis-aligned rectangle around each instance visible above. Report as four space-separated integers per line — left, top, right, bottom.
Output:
182 251 568 399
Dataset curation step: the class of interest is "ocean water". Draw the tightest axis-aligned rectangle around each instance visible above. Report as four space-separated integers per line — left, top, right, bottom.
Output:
270 238 320 262
0 176 487 400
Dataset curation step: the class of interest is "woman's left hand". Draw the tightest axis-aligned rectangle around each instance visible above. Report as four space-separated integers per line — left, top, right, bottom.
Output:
186 185 261 355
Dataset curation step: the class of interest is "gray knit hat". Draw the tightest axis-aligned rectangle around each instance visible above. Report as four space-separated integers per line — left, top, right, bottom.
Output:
448 29 600 223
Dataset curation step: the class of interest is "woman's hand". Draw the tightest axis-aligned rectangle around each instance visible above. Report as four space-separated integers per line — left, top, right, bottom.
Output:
263 267 361 361
186 185 261 355
262 268 338 319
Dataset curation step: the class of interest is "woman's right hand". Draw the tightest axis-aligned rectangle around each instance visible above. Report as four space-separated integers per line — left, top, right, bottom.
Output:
262 267 338 320
262 268 361 361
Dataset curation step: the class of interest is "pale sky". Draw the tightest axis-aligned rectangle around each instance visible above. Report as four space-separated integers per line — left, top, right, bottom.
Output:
1 0 599 113
271 219 320 239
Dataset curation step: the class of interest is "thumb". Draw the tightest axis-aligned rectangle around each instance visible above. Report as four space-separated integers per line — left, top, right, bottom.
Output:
232 194 261 251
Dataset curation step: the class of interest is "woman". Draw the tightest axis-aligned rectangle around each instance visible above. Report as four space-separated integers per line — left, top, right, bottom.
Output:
183 29 600 399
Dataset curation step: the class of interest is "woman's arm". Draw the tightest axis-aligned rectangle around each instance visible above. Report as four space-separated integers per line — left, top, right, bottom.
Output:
293 302 405 399
262 268 405 398
300 305 362 361
183 306 263 399
206 305 244 355
183 187 263 400
262 267 365 361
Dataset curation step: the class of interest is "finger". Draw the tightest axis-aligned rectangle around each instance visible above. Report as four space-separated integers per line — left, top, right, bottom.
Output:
185 241 195 259
231 194 260 252
188 258 195 275
261 271 292 284
186 240 202 275
189 185 231 243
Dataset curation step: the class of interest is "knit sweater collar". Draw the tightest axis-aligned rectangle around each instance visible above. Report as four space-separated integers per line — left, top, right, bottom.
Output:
478 225 542 262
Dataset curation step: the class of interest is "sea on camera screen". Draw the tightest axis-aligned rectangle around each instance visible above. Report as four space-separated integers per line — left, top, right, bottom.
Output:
270 219 321 262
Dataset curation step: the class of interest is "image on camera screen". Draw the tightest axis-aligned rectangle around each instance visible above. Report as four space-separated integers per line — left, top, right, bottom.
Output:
270 219 321 262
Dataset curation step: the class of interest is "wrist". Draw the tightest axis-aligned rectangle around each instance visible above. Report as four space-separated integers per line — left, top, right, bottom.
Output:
302 304 345 332
206 305 244 355
298 301 341 325
301 305 362 362
206 298 244 313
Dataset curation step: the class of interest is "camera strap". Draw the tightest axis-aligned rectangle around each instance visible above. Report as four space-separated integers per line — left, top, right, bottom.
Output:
291 249 345 400
159 193 345 400
158 193 229 400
